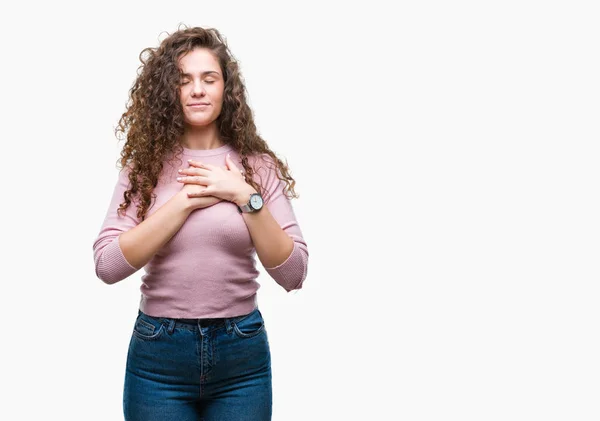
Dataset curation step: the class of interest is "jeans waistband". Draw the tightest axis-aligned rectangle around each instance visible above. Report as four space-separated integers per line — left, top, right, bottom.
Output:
138 308 255 330
174 317 225 326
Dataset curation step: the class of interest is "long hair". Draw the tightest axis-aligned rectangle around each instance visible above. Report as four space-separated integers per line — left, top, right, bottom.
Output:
114 24 298 220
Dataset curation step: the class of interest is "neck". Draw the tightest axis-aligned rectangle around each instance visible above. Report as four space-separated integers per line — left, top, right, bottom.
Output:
180 123 224 150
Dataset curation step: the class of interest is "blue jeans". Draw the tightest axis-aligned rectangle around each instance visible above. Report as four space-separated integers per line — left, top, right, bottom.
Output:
123 307 272 420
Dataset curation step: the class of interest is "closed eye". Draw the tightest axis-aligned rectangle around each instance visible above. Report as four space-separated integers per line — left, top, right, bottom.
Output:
180 80 215 85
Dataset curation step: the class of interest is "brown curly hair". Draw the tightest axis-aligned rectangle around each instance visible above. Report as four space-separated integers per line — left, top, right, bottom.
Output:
114 24 298 220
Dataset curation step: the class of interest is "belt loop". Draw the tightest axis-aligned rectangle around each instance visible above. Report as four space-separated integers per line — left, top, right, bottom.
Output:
225 317 233 334
165 318 175 334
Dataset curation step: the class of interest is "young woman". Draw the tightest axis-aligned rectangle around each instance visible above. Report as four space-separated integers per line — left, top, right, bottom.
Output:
92 25 309 420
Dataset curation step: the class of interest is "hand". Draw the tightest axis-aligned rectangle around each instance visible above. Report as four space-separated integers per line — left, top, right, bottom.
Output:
177 160 226 211
176 154 256 204
180 183 223 211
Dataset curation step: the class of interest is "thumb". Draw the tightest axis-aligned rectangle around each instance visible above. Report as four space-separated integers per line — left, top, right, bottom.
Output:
225 153 238 170
188 188 212 198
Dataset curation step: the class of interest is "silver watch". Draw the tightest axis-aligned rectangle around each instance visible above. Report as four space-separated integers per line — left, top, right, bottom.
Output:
237 193 264 213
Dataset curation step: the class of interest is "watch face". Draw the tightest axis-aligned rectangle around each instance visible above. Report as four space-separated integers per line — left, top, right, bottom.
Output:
250 193 263 210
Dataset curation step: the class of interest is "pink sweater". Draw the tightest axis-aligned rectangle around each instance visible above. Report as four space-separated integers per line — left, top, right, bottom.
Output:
92 143 309 318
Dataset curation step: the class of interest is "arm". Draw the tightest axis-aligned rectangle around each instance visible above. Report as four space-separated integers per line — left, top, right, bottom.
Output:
92 167 197 285
234 156 309 292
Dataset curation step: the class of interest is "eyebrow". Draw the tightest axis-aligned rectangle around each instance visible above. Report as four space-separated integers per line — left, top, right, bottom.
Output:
180 71 220 77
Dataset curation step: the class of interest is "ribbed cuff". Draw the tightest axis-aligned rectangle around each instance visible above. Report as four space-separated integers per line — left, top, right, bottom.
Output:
96 236 138 284
265 242 307 291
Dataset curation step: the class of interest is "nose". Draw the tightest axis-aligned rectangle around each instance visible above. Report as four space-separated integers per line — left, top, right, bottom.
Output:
192 80 206 97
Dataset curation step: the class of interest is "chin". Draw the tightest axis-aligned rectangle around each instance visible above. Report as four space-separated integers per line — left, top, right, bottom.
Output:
185 117 214 126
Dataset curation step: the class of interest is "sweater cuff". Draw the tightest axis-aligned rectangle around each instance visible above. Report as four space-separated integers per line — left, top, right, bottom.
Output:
265 242 307 292
96 236 138 284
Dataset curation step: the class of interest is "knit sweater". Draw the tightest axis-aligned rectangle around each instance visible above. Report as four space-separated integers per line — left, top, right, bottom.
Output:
92 143 309 318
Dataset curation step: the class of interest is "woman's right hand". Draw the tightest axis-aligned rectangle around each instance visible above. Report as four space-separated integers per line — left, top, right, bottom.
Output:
180 182 223 211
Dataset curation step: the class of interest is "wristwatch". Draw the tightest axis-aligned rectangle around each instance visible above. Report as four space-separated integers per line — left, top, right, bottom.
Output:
237 193 264 213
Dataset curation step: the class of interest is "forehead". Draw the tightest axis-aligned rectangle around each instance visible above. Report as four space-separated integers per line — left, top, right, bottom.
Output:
178 48 221 75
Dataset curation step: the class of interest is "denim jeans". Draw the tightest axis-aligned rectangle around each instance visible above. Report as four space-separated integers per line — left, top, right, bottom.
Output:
123 306 272 420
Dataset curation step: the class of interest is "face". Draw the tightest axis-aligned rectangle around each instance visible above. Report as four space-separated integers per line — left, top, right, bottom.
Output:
177 48 224 127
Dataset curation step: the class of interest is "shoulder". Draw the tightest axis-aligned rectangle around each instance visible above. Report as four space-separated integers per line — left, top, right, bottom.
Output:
244 153 285 203
116 163 134 184
246 153 279 179
247 152 276 168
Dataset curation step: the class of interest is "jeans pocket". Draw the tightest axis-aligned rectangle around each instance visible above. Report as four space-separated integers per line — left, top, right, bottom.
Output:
132 312 166 341
232 308 265 339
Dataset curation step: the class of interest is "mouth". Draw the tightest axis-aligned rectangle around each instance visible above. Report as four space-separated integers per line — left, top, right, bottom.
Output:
188 103 210 106
188 103 211 111
188 104 210 111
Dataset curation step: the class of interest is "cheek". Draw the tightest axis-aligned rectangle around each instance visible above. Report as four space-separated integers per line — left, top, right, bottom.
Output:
179 90 188 105
211 89 224 103
211 83 225 100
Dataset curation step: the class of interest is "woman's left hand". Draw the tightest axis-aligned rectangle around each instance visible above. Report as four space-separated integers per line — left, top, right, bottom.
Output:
177 153 256 203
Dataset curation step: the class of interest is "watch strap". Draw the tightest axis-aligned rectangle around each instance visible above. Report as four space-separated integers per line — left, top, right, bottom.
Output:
237 203 254 213
237 193 263 213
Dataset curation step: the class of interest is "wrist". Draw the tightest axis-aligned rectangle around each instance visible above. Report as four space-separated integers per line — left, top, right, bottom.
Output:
175 191 196 213
233 187 258 206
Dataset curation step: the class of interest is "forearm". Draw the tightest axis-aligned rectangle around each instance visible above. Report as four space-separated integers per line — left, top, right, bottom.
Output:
234 190 294 268
119 192 193 269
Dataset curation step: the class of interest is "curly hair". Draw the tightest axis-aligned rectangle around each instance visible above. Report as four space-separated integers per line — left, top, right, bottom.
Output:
114 24 298 220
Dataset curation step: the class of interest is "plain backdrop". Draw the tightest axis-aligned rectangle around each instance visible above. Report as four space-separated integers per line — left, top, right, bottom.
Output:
1 1 599 420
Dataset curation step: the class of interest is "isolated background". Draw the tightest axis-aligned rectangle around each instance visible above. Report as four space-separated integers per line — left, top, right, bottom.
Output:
1 1 598 420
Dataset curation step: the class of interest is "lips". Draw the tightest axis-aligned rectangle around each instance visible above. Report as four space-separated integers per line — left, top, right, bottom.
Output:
188 102 210 106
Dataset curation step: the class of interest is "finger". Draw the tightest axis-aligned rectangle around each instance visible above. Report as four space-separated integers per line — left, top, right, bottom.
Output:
178 167 210 176
187 188 211 198
186 159 203 167
177 175 210 185
225 153 240 171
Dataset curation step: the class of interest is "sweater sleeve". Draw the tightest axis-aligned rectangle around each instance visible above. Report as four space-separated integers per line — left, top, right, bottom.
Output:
92 166 141 285
254 154 309 292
